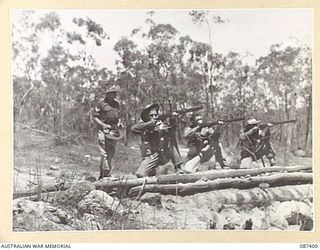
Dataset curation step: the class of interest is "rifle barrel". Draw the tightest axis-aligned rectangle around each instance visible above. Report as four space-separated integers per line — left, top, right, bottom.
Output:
260 119 297 128
200 117 244 128
159 106 203 120
272 119 297 125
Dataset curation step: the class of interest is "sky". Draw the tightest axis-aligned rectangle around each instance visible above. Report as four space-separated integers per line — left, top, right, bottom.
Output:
13 9 313 72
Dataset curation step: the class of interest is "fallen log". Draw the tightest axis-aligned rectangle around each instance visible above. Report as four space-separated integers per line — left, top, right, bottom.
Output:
160 184 313 210
13 165 312 199
27 184 313 213
95 165 312 192
13 183 72 199
13 181 95 206
128 172 313 197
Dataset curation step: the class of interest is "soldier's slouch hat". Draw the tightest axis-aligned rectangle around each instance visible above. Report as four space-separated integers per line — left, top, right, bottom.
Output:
189 113 202 124
246 118 261 125
141 104 159 122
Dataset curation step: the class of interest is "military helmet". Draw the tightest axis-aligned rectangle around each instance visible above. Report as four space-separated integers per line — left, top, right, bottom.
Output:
141 103 160 122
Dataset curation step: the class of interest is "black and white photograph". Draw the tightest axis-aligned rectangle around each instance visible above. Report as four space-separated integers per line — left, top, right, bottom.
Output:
12 9 313 232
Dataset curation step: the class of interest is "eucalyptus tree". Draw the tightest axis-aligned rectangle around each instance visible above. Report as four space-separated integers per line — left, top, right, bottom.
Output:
12 11 108 135
189 10 228 118
255 44 312 149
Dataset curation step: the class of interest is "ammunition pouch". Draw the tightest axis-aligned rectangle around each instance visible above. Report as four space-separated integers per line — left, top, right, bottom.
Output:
105 129 124 141
255 142 275 160
158 136 170 164
199 145 214 163
240 138 275 161
139 141 152 158
187 145 200 159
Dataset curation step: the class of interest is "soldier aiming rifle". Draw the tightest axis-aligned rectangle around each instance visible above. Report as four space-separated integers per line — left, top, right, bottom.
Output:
239 118 296 169
131 104 202 177
182 115 244 173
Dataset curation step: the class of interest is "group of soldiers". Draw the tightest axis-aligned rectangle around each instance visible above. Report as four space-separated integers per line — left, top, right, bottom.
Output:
93 85 277 179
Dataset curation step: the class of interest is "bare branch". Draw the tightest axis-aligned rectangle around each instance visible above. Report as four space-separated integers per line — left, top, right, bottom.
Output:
20 82 34 106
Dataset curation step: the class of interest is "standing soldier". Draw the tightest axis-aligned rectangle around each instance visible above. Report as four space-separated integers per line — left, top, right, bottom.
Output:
93 85 121 179
239 118 276 169
182 114 226 173
131 104 183 177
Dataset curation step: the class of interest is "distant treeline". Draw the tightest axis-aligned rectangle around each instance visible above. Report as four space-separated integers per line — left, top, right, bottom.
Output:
12 11 312 150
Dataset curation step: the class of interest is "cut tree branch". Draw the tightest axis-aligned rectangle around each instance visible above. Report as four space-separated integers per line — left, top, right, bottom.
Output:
15 122 56 136
20 82 34 106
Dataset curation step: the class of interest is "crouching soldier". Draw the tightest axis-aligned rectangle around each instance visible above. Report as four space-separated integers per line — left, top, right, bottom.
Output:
131 104 183 177
182 114 226 173
239 118 276 169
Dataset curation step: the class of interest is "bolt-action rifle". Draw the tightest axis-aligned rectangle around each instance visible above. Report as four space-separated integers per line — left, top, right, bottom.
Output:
259 119 297 129
158 106 203 121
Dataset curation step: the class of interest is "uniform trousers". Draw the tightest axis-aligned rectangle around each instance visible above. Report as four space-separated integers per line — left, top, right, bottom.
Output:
98 130 117 179
136 141 182 178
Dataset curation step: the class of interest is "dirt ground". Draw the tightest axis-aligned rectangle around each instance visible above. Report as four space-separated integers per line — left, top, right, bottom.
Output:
12 129 313 231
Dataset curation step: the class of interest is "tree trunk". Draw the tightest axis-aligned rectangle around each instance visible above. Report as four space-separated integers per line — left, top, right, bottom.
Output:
95 165 311 191
13 183 72 199
203 75 209 118
146 184 313 210
305 94 312 147
128 172 313 197
14 165 312 198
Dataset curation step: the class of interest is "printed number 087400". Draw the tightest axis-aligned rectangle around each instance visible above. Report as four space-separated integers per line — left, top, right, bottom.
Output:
300 244 318 248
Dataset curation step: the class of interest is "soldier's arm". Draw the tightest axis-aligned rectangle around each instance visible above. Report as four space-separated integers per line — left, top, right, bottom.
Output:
211 124 222 137
259 128 268 138
131 121 157 134
93 106 110 129
168 115 177 125
93 116 104 126
92 105 101 123
239 126 259 140
257 123 273 138
183 126 199 139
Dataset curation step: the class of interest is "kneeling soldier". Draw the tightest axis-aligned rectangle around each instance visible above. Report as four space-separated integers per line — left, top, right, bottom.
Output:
131 104 183 177
239 118 276 169
182 114 226 173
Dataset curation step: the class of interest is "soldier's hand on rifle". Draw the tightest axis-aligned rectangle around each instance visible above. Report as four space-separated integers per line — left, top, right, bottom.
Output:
158 122 166 130
203 139 209 145
208 127 215 135
194 125 201 131
218 120 224 125
200 127 209 136
154 120 163 128
267 123 274 127
117 119 124 128
103 124 112 133
197 119 203 125
172 112 179 117
251 126 259 132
